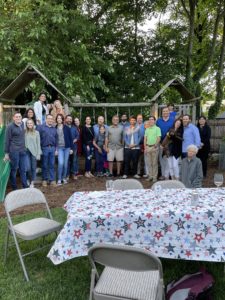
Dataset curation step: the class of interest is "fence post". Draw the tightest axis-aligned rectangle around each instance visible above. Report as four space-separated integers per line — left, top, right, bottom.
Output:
151 102 158 119
192 104 196 124
0 103 3 128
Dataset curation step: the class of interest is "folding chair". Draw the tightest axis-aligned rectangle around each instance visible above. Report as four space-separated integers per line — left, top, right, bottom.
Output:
113 179 144 190
88 243 165 300
152 180 185 190
4 188 62 281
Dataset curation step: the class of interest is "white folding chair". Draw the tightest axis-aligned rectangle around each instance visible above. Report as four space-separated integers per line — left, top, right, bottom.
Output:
152 180 185 190
113 179 144 190
88 243 165 300
4 188 62 281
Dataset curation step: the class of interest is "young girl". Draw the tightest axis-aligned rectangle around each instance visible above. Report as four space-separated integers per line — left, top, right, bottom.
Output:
93 125 108 176
25 119 42 187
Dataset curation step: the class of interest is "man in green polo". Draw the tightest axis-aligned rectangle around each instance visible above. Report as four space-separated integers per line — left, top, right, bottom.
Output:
144 116 161 182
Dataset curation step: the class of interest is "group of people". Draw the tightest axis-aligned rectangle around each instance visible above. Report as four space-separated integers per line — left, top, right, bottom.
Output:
4 93 211 190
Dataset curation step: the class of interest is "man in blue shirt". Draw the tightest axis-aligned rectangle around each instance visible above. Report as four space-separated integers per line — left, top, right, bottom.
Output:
93 116 108 138
156 107 174 179
182 115 201 157
37 114 57 187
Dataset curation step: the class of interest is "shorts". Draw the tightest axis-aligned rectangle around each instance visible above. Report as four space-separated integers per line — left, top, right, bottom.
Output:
107 148 124 162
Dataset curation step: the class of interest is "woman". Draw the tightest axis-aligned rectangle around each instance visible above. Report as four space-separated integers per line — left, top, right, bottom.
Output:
197 116 211 177
56 114 73 185
82 116 94 178
25 119 42 187
51 99 65 124
162 118 183 180
74 117 83 176
93 125 107 176
22 108 37 128
34 92 49 125
123 116 142 179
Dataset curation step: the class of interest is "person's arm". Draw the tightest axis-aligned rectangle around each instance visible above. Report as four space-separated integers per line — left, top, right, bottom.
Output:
194 126 201 148
4 125 11 161
36 131 42 160
192 159 203 188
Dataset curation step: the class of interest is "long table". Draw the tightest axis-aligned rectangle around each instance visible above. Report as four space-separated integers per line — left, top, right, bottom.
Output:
47 188 225 265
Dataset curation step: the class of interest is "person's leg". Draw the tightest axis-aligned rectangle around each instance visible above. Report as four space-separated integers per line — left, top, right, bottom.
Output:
19 151 28 188
144 152 149 176
48 147 56 182
173 156 180 179
9 151 19 190
159 147 167 178
167 156 174 178
72 148 78 175
145 150 152 180
95 149 101 173
41 147 49 181
57 148 64 182
107 149 115 175
115 148 123 176
152 148 159 181
26 150 31 182
62 148 70 180
133 149 140 175
124 148 131 176
30 152 37 182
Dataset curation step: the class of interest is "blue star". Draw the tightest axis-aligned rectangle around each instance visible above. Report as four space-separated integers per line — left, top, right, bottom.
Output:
214 219 225 232
85 240 95 248
53 249 59 257
175 218 185 230
206 210 214 218
168 210 175 217
134 217 146 228
126 241 134 246
207 246 216 255
166 243 175 253
94 216 106 227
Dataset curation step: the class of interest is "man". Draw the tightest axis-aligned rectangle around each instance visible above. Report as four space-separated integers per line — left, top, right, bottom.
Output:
65 115 80 180
182 114 201 157
167 104 177 120
119 113 130 129
37 114 57 187
123 116 142 179
136 114 145 176
4 112 28 189
144 116 161 182
181 144 203 188
93 116 108 137
156 107 174 179
105 115 124 177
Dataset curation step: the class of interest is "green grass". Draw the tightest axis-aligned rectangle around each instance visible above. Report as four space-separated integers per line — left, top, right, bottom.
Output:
0 208 225 300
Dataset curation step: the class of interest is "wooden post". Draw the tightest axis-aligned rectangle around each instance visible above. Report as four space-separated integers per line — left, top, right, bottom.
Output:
192 104 196 124
0 103 3 127
104 108 107 124
151 102 158 119
79 108 82 123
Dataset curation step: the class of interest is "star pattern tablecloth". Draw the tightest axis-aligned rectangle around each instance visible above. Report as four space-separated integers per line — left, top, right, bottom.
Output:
47 188 225 265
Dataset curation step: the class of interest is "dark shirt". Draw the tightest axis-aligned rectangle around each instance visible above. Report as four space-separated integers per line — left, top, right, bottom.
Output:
4 122 25 153
82 125 94 145
197 124 211 153
37 123 57 148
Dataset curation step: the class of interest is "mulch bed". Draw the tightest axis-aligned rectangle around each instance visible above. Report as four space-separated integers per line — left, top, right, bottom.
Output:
0 160 222 218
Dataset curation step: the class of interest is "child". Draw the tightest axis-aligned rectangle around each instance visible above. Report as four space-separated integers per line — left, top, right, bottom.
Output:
93 125 108 176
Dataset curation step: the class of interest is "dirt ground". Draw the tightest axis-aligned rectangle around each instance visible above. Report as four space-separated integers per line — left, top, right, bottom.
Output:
0 160 223 218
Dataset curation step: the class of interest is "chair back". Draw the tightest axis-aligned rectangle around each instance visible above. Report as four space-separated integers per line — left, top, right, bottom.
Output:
113 179 143 190
88 243 163 277
4 188 48 213
152 180 185 190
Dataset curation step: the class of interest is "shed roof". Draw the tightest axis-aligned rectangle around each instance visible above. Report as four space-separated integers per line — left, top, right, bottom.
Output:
0 65 69 103
150 78 197 103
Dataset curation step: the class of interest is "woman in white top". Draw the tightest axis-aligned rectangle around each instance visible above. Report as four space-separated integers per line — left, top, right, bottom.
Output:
25 119 42 187
34 92 49 125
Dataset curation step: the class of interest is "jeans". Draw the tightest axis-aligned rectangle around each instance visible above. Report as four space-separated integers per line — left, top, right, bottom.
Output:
83 144 94 172
26 150 37 182
124 148 140 176
9 151 28 189
95 149 106 173
57 147 70 181
42 146 55 181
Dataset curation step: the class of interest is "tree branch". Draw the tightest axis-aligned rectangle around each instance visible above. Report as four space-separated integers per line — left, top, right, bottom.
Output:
90 0 114 23
180 0 190 19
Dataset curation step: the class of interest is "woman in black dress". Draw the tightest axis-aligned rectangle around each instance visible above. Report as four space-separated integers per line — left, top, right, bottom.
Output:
82 116 95 178
197 116 211 177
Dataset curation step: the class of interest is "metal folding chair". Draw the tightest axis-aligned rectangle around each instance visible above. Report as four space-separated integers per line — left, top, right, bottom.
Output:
113 179 144 190
152 180 185 190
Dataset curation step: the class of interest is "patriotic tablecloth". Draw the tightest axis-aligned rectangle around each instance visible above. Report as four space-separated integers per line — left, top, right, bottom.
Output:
48 188 225 265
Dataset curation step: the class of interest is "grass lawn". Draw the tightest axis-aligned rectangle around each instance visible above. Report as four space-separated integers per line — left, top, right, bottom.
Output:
0 208 225 300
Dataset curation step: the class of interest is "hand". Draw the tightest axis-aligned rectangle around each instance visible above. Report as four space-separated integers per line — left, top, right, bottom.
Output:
37 156 41 161
73 139 77 143
98 148 102 154
55 150 58 156
70 149 73 154
37 120 41 125
87 145 90 151
4 154 10 161
129 144 135 148
105 147 109 153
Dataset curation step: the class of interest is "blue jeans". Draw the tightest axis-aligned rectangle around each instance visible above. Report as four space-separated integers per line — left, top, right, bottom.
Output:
83 144 94 172
26 150 37 182
72 148 79 175
42 146 55 181
95 149 106 173
9 151 28 189
57 147 70 181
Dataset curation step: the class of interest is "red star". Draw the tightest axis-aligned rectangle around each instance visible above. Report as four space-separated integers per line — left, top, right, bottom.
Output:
154 231 163 240
185 250 192 257
114 230 123 238
146 213 152 219
67 249 72 256
73 229 83 239
194 233 204 243
185 214 191 220
105 213 112 218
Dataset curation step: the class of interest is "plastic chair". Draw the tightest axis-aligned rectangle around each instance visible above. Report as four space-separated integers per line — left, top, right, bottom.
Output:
113 179 143 190
88 243 165 300
151 180 185 190
4 188 62 281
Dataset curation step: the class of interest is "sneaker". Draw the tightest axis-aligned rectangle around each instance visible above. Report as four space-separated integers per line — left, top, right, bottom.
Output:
142 174 148 178
42 180 47 187
134 174 141 179
30 181 34 188
57 180 62 186
107 173 113 178
50 181 57 187
152 178 157 183
85 172 91 178
89 172 95 178
122 175 127 179
73 175 78 180
63 179 68 184
76 173 83 177
158 176 165 180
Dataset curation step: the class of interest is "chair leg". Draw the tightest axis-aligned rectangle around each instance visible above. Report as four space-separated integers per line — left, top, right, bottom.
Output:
4 227 10 264
11 232 29 281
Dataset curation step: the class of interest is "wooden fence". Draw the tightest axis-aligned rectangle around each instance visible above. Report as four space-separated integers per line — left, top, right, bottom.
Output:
208 119 225 152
